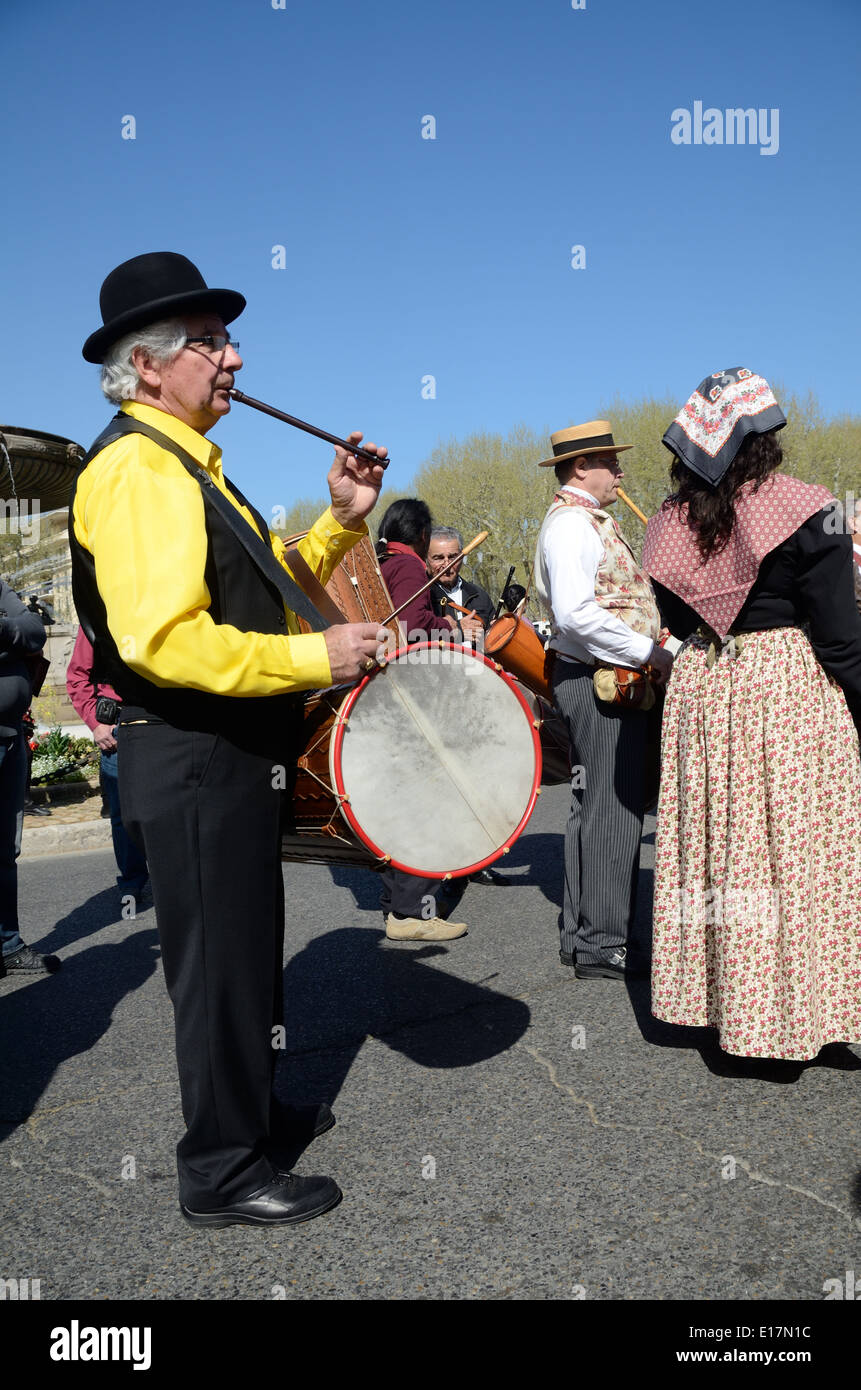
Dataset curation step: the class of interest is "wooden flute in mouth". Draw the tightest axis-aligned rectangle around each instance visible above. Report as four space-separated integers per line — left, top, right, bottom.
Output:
228 388 390 469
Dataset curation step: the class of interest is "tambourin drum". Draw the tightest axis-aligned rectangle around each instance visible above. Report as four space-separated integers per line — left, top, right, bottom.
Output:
284 530 401 642
281 643 542 877
485 613 553 703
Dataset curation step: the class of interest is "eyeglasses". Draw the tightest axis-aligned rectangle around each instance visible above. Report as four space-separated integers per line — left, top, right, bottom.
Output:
183 335 239 353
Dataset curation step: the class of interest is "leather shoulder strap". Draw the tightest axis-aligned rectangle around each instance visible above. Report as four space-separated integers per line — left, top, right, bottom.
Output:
80 414 331 633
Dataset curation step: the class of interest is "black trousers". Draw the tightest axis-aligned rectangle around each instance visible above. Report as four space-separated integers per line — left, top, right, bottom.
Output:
379 867 442 919
119 721 287 1207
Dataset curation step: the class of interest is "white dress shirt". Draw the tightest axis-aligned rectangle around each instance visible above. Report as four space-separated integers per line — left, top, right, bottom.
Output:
541 486 655 667
436 578 464 608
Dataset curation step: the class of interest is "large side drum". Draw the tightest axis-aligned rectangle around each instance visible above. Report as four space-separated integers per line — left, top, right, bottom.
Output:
281 642 542 877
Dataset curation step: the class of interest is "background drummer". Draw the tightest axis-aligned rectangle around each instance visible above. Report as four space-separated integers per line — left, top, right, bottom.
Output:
72 250 390 1230
427 526 495 633
426 525 510 887
376 500 484 940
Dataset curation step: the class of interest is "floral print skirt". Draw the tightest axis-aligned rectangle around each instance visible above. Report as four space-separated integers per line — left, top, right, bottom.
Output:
651 626 861 1059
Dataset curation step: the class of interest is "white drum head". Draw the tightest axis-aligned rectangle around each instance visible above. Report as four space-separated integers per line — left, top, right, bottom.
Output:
330 643 541 877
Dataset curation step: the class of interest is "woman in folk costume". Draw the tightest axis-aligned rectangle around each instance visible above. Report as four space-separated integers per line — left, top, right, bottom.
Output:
643 368 861 1061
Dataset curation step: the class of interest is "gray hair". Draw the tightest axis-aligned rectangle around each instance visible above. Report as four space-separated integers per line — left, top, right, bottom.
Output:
100 317 186 403
430 525 463 549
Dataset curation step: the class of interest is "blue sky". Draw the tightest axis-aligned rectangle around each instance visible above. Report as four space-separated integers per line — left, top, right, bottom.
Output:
1 0 859 515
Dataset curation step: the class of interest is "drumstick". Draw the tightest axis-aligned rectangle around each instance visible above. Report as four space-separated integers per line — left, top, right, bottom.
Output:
381 531 489 624
442 599 478 620
616 487 649 525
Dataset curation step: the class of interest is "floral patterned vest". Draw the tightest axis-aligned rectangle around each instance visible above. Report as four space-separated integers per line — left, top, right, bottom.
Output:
535 490 661 642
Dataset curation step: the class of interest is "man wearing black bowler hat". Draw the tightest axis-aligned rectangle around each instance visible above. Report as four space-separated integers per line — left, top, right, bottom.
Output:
71 252 389 1226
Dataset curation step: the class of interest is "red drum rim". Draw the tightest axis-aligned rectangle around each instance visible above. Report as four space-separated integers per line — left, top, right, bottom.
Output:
330 642 543 879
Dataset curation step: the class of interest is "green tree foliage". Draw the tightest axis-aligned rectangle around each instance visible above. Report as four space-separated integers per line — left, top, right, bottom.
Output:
272 496 330 539
270 392 861 598
414 424 552 601
0 529 24 581
771 386 860 500
0 516 68 590
597 388 861 550
593 396 681 551
273 486 403 541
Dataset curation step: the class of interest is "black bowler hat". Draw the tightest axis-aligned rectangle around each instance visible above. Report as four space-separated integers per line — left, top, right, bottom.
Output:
82 251 246 363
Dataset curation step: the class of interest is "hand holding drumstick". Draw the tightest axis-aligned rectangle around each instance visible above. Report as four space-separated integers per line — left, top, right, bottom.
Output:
442 603 484 641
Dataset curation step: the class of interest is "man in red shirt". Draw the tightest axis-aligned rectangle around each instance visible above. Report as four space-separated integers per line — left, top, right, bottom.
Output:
66 626 149 909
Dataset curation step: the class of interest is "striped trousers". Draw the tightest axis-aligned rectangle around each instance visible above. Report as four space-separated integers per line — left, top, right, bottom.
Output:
551 658 647 963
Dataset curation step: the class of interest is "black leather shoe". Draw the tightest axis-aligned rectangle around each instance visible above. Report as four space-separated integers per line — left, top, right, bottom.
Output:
2 945 61 974
472 867 508 885
271 1100 335 1142
180 1173 342 1228
574 948 648 980
559 950 575 968
575 948 628 980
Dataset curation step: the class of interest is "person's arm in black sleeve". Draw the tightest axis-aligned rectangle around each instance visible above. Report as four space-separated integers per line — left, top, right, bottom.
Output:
463 581 496 630
651 579 700 641
794 511 861 731
0 579 48 657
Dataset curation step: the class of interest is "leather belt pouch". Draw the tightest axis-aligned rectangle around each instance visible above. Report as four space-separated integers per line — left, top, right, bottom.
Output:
593 663 655 710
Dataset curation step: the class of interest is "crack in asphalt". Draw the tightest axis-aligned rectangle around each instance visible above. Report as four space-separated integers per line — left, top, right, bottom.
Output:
524 1044 861 1233
0 1080 177 1138
5 976 859 1235
9 1154 114 1201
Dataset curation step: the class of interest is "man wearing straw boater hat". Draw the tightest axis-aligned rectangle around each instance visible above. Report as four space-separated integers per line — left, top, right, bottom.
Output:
533 421 673 979
71 251 390 1227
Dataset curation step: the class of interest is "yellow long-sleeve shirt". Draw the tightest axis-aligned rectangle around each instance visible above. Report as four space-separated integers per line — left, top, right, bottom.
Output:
72 401 366 696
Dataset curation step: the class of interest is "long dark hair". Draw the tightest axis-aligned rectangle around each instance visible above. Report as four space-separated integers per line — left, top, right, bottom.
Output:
377 498 432 558
669 429 784 561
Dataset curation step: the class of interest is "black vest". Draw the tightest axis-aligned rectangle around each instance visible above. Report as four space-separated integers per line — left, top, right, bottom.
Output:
68 414 302 756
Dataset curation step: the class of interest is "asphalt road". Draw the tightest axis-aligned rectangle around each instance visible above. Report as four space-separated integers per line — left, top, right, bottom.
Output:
2 782 860 1303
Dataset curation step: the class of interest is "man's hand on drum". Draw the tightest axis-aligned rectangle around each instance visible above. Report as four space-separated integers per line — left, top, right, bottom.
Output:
324 623 390 684
327 431 388 531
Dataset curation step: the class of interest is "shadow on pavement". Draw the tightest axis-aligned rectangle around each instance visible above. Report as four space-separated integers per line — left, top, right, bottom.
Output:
28 885 130 956
275 926 531 1116
329 831 566 914
482 831 564 906
0 928 160 1137
627 976 861 1083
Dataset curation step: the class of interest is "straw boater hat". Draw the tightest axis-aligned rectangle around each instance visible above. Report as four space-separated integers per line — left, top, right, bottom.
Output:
538 420 632 469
